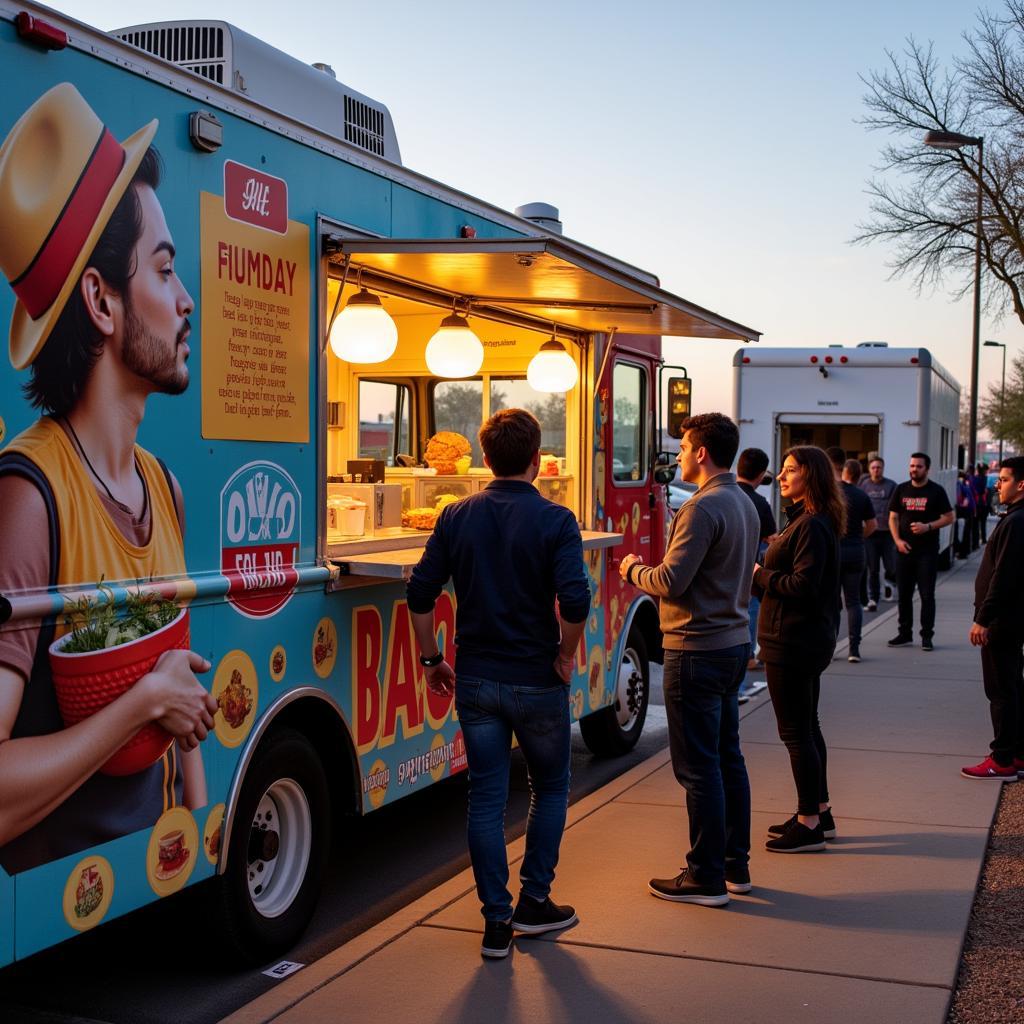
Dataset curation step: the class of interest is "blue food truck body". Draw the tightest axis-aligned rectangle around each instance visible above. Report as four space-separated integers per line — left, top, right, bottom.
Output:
0 2 759 964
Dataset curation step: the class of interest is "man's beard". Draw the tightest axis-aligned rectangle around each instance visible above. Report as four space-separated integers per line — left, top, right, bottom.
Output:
122 306 190 395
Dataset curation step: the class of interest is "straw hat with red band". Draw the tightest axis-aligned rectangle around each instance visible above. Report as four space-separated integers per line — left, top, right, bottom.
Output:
0 83 157 370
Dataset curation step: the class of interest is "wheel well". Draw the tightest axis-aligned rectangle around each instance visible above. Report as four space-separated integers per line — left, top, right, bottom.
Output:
265 697 361 818
628 598 664 665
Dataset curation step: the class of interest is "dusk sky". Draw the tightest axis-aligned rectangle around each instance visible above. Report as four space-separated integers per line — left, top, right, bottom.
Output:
61 0 1024 426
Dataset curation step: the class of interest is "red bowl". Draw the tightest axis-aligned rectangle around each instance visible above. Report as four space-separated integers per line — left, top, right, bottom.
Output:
49 609 190 776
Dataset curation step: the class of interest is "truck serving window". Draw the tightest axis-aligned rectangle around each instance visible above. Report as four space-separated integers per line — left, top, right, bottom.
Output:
358 379 411 465
612 362 646 482
490 377 566 458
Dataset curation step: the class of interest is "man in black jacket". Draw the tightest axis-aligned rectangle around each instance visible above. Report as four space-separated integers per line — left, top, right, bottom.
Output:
407 408 590 958
962 457 1024 781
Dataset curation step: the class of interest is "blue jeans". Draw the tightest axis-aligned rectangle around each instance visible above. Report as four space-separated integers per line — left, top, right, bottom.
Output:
663 644 751 885
455 676 571 922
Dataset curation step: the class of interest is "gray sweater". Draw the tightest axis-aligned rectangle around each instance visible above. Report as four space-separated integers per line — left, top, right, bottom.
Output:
630 473 759 651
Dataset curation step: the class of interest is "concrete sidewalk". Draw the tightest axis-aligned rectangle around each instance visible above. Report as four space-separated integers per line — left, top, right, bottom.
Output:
225 555 998 1024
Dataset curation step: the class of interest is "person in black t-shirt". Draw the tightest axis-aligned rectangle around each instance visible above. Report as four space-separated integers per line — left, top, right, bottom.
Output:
827 450 876 663
886 452 954 651
736 448 777 700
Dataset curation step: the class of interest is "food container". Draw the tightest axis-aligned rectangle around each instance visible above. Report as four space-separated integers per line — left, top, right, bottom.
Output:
49 609 190 776
455 455 472 475
335 499 367 536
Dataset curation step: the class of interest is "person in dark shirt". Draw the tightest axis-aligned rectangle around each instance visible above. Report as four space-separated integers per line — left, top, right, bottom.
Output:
753 446 844 853
858 456 897 607
407 408 590 959
827 449 876 663
962 457 1024 780
972 462 990 546
736 448 777 701
887 452 954 652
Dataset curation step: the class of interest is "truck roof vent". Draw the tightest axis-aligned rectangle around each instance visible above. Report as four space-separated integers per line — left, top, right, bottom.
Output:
857 341 889 347
111 20 401 164
515 202 563 234
114 23 226 83
344 95 385 157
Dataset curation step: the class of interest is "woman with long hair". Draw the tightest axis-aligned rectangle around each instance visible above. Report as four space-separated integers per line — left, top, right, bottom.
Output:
752 446 845 853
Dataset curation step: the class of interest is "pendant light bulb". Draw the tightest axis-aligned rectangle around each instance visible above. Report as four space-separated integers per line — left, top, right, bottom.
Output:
527 337 578 393
425 312 484 378
329 287 398 363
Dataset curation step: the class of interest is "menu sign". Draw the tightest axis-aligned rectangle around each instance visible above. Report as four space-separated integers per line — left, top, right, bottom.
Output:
200 165 309 443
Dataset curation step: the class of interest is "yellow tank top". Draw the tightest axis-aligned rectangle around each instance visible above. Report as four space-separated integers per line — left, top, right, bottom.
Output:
5 417 185 605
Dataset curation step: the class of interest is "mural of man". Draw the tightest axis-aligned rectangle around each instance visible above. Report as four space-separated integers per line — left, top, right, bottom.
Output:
0 84 217 873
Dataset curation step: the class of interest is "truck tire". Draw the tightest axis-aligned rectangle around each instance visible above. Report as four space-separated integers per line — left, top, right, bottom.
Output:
215 728 330 962
579 628 649 757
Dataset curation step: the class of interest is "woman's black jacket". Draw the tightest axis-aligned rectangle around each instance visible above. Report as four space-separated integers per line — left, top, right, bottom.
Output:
753 501 840 665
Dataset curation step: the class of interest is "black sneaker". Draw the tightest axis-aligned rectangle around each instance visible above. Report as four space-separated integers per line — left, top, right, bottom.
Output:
648 868 729 906
511 894 578 934
848 646 861 663
481 919 513 959
724 862 751 894
768 808 836 840
922 638 934 652
887 634 913 647
765 820 827 853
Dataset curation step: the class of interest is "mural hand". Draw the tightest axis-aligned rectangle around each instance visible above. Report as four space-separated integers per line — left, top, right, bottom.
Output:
143 648 216 742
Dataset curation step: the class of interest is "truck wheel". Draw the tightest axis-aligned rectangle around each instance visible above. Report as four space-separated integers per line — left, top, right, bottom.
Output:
216 728 330 962
579 629 649 757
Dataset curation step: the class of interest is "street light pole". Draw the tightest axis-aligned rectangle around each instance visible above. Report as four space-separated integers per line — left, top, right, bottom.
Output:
984 340 1007 464
924 130 984 465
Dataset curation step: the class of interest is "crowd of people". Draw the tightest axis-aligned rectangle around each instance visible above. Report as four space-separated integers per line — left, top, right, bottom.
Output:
405 407 1023 955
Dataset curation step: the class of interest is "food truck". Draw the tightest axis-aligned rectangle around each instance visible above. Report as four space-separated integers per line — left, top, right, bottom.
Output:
733 344 960 566
0 2 760 965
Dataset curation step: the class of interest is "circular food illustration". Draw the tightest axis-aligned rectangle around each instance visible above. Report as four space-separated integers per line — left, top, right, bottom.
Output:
63 856 114 932
312 616 338 679
587 645 606 711
212 650 258 748
365 758 390 809
146 806 199 897
269 644 287 683
618 512 629 534
632 501 641 534
589 613 598 635
571 689 584 719
203 803 225 865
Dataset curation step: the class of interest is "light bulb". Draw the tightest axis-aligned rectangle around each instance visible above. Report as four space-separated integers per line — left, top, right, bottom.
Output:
527 339 578 392
425 313 484 378
329 288 398 363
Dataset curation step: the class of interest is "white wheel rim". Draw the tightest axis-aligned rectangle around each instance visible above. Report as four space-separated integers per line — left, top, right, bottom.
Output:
247 778 311 919
615 645 646 731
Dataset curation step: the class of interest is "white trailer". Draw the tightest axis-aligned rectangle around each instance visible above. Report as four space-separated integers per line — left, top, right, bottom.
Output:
733 344 961 566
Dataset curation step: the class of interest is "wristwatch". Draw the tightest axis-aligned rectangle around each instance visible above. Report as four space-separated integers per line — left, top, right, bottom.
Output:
419 651 444 667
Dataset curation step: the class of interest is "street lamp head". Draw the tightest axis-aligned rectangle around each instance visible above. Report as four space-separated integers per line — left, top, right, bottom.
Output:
984 340 1005 348
924 129 983 149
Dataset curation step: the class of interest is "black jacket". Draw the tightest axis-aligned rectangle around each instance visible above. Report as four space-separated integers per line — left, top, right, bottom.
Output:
753 501 840 664
973 499 1024 635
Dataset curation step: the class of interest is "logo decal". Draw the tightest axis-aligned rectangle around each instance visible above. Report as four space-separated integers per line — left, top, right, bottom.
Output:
221 461 301 617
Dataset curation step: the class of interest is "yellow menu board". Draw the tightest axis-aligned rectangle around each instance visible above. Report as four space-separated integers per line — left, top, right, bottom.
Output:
200 191 310 442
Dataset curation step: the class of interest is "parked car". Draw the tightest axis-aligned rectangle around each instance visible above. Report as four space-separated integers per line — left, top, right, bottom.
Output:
666 478 697 512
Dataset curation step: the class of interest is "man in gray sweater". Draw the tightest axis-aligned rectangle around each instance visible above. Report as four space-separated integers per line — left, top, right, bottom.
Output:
621 413 759 906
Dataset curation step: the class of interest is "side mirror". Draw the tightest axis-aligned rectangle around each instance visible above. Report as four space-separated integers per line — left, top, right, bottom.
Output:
653 452 676 485
665 376 692 439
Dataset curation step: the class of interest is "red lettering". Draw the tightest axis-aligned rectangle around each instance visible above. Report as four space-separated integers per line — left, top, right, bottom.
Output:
383 603 423 740
424 592 456 723
353 607 382 752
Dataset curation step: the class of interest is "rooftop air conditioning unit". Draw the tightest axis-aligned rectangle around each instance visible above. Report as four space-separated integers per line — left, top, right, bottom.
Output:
857 341 889 348
111 20 402 165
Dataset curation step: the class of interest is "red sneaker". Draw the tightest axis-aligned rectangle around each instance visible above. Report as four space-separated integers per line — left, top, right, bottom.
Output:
961 756 1018 781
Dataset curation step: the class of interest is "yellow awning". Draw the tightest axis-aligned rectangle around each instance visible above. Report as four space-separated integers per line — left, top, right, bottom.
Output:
327 237 759 342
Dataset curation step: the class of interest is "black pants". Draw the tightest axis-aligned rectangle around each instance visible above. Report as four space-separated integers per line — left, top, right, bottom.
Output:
840 558 865 648
896 550 938 642
864 533 895 602
765 656 831 816
982 633 1024 766
956 509 973 559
